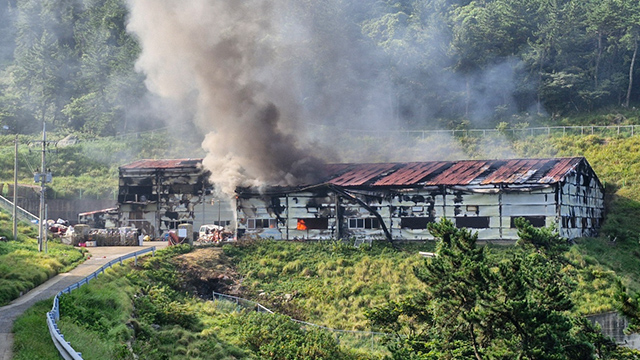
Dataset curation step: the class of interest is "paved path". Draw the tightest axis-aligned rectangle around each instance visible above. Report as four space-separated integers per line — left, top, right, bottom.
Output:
0 241 168 360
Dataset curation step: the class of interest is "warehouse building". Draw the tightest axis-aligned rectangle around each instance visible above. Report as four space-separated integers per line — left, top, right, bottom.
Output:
235 157 604 242
113 157 604 242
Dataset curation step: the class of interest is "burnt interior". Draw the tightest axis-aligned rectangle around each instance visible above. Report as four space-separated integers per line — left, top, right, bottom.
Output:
117 161 211 235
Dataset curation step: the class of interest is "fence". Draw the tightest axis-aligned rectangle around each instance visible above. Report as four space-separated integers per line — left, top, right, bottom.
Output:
337 124 640 140
212 291 390 355
0 194 38 227
47 246 156 360
113 127 169 141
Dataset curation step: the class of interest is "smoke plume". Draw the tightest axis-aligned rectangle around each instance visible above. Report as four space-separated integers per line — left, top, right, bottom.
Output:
126 0 527 195
126 0 327 196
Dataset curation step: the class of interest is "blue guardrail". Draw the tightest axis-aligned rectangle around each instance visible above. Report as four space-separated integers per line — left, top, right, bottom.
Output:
46 246 156 360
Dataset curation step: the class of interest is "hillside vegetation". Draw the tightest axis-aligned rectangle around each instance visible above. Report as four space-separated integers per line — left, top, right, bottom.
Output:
22 245 379 360
0 211 85 306
11 231 633 359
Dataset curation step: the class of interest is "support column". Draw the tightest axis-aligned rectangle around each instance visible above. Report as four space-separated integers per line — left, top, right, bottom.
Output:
12 134 17 239
334 192 342 240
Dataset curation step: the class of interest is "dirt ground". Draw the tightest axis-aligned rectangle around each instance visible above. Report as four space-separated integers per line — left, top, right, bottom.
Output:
173 247 243 299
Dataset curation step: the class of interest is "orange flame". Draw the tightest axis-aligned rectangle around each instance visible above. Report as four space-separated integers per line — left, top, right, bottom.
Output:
297 219 307 230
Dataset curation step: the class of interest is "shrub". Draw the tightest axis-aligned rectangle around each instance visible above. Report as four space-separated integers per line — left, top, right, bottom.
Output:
236 312 348 360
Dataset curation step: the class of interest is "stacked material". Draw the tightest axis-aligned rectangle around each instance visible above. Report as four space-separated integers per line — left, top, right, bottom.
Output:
70 224 91 246
88 228 139 246
71 225 141 246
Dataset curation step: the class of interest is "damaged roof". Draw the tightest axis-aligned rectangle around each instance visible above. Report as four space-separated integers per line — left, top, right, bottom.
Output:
324 157 591 188
120 159 203 170
122 156 596 190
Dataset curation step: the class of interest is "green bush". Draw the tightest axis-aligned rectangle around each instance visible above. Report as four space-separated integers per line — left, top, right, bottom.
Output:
236 312 349 360
59 274 134 335
133 285 201 331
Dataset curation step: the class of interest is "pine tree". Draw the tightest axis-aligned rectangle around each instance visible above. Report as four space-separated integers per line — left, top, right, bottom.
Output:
368 218 635 359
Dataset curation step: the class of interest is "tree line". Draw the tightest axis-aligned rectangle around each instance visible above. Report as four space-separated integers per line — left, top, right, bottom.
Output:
354 0 640 126
0 0 150 135
0 0 639 136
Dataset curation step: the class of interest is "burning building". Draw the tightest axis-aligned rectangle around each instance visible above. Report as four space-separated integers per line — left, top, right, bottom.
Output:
235 157 604 242
114 156 604 242
117 159 233 237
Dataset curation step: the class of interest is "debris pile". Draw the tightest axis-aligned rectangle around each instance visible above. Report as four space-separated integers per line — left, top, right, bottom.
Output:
86 228 140 246
69 225 142 247
198 225 233 244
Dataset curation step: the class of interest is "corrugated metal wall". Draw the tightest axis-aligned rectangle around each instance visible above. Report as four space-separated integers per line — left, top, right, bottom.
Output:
237 175 603 242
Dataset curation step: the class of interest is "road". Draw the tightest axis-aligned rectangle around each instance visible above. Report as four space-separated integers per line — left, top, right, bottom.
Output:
0 241 168 360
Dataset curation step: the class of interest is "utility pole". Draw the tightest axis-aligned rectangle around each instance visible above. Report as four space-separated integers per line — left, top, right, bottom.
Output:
45 204 48 253
39 122 46 252
12 134 17 239
34 122 52 253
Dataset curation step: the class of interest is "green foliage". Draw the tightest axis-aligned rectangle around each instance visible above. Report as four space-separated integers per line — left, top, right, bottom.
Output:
54 320 121 359
133 285 201 331
0 0 155 135
11 300 61 360
235 312 351 360
2 0 640 134
59 270 134 334
0 208 85 306
368 219 636 359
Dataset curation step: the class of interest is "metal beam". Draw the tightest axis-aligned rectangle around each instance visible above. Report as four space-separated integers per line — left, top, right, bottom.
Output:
328 184 397 249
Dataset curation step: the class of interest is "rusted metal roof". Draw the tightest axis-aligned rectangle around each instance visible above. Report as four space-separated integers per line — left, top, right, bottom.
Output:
121 157 590 188
481 159 549 185
328 163 398 186
120 159 203 170
425 160 492 186
539 157 582 183
322 157 588 187
373 161 450 186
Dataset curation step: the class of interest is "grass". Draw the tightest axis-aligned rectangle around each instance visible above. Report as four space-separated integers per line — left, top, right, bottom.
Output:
56 266 139 359
11 300 60 360
223 240 434 330
24 247 212 360
0 210 86 306
223 239 626 323
13 245 381 359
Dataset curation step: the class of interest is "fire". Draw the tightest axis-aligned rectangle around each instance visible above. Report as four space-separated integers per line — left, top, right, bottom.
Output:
297 219 307 230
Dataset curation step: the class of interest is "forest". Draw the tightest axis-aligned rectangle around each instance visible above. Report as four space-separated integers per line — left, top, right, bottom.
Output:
0 0 639 137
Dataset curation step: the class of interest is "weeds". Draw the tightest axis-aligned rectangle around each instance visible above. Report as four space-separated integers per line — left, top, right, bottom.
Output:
11 300 60 360
223 240 432 330
0 210 85 306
